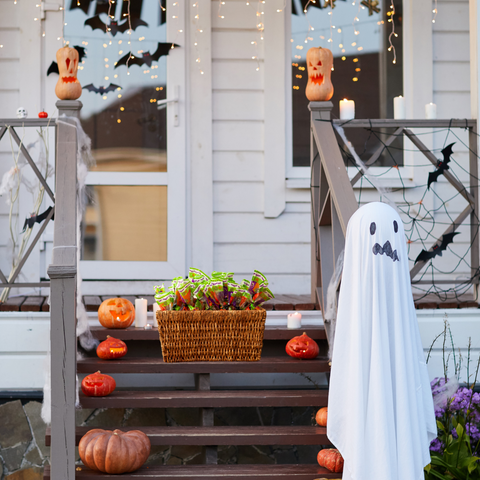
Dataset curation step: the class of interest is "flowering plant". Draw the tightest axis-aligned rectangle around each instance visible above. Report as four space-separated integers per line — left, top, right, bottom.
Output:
425 321 480 479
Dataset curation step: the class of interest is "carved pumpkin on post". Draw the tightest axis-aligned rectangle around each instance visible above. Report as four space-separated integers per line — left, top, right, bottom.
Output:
55 46 82 100
305 47 334 102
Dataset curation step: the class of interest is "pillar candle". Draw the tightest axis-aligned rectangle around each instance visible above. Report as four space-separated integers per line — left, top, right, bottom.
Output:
339 99 355 120
287 312 302 329
425 103 437 119
393 96 405 119
135 298 148 328
152 303 160 324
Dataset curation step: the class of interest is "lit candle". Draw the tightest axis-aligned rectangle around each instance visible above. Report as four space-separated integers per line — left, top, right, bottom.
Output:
152 303 160 324
287 312 302 329
339 98 355 120
425 103 437 119
393 95 405 119
135 298 147 328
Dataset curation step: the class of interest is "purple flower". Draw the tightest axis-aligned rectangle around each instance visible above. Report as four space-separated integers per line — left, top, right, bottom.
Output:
430 438 444 453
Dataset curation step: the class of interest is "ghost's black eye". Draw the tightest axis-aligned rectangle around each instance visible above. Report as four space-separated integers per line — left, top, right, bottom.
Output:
393 220 398 233
370 222 376 235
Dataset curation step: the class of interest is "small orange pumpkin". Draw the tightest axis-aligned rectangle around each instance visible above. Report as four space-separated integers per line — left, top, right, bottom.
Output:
305 47 334 102
81 371 116 397
316 407 328 427
98 298 135 329
55 46 82 100
96 336 128 360
285 332 320 359
79 429 151 474
317 448 344 473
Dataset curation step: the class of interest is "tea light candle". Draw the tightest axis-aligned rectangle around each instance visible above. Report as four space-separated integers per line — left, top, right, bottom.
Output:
135 298 147 328
287 312 302 329
152 303 160 324
425 103 437 119
144 323 152 330
393 95 405 119
339 99 355 120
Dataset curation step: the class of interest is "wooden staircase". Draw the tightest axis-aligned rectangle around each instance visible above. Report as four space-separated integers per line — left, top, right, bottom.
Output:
44 324 336 479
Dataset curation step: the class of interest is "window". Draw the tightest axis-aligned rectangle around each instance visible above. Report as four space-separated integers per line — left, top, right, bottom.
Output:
288 0 403 171
63 0 186 280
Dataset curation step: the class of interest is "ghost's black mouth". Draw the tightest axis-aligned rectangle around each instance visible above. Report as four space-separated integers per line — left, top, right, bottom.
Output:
372 241 399 262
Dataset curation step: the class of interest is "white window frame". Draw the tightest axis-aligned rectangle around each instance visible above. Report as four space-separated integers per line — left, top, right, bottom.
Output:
77 3 187 281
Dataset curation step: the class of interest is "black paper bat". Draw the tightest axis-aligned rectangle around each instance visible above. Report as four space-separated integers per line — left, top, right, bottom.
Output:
414 232 460 264
21 206 54 233
427 143 455 189
83 83 121 95
114 42 177 69
47 46 87 76
85 14 148 36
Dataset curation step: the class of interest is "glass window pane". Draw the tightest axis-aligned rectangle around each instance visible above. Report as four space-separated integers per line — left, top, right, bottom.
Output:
292 0 403 167
82 186 167 261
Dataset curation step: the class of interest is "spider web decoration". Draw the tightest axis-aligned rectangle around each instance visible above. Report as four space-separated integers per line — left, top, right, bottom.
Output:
331 123 480 303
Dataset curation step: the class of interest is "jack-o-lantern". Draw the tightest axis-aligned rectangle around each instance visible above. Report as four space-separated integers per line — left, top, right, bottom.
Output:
305 47 334 102
98 298 135 329
55 47 82 101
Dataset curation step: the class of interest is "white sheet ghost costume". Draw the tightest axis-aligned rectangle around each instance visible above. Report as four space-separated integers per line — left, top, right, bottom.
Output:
327 202 437 480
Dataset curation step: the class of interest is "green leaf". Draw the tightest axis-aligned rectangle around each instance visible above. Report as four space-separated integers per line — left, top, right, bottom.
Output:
452 417 458 428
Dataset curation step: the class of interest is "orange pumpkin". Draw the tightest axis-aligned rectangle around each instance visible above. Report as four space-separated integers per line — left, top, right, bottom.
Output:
81 371 116 397
79 429 151 474
55 46 82 100
317 448 344 473
305 47 334 102
98 298 135 329
96 336 128 360
285 332 319 359
316 407 328 427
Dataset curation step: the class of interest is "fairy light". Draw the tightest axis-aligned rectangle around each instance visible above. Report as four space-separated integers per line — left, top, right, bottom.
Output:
432 0 438 23
217 0 225 19
387 3 397 64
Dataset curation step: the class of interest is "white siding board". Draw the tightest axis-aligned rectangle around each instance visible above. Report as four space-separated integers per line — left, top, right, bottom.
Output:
213 120 264 151
433 32 470 61
0 91 20 118
0 3 18 28
213 90 264 121
214 212 310 243
0 354 47 389
434 91 471 117
213 151 264 182
213 181 263 212
286 188 310 203
432 2 469 32
212 31 264 60
0 60 19 90
0 30 20 58
211 1 259 29
433 62 470 92
212 60 264 90
214 243 310 273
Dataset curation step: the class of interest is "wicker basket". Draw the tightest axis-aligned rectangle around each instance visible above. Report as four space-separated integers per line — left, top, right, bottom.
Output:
156 309 267 362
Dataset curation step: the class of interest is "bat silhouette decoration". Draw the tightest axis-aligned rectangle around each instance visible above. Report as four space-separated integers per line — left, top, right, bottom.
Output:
21 206 54 233
83 83 122 95
84 15 148 36
427 142 455 189
47 46 87 76
414 231 460 264
114 42 178 69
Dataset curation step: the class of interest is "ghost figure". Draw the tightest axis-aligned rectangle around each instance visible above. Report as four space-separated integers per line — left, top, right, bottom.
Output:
327 202 436 480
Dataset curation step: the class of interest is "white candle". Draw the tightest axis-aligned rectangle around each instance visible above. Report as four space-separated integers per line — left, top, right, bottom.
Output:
339 99 355 120
287 312 302 329
393 96 405 119
135 298 148 328
152 303 160 324
425 103 437 119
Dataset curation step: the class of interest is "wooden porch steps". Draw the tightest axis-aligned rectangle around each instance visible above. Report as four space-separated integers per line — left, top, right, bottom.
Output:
79 389 329 409
46 426 329 446
44 464 340 479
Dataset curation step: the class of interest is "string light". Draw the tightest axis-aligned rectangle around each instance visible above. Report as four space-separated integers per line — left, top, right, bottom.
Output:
432 0 438 23
217 0 225 19
387 3 397 64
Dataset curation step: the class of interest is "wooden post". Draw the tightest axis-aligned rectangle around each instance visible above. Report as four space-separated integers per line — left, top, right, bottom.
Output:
469 122 479 297
47 100 82 480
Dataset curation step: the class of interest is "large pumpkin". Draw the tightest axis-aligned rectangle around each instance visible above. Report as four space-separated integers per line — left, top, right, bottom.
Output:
81 371 116 397
55 46 82 100
317 448 344 473
305 47 334 102
316 407 328 427
96 336 128 360
286 332 319 359
79 429 151 474
98 298 135 329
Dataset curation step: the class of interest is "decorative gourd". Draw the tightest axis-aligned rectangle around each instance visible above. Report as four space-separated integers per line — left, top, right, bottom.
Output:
38 111 48 118
81 371 116 397
285 332 319 359
55 46 82 100
317 448 344 473
79 429 151 474
305 47 334 102
96 336 128 360
98 298 135 329
316 407 328 427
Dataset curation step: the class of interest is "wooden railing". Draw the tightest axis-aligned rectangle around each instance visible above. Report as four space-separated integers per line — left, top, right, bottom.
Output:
310 102 479 325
